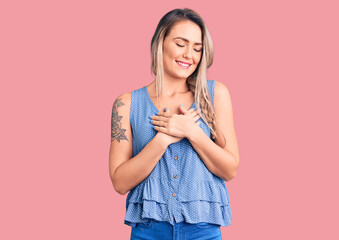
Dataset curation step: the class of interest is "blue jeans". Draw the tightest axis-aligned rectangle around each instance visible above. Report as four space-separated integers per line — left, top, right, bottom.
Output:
130 219 222 240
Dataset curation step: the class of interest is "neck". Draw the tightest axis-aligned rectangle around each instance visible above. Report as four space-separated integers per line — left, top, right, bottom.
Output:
159 74 189 97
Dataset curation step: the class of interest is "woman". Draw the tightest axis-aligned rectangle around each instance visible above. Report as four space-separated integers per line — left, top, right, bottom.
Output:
109 8 239 240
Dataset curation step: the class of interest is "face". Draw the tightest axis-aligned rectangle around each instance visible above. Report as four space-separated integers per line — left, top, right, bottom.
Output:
162 20 203 81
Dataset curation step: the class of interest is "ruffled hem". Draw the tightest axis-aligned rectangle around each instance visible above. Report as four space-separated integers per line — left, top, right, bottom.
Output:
124 200 168 227
126 178 230 206
124 199 232 227
125 178 232 227
180 200 232 225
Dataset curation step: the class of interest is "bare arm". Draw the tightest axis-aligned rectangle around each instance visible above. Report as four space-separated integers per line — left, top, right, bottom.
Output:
111 134 168 195
109 92 169 195
187 81 240 181
187 126 238 181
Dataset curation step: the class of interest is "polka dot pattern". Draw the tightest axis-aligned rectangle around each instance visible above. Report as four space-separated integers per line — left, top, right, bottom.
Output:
124 80 232 228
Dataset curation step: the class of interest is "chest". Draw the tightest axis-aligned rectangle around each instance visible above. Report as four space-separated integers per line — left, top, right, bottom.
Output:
149 92 195 114
130 86 212 155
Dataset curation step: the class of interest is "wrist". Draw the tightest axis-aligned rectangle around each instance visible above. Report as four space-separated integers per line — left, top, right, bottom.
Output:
154 133 169 150
186 124 202 142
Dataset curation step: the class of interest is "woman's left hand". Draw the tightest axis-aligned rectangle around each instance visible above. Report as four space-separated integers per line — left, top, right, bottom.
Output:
150 104 201 138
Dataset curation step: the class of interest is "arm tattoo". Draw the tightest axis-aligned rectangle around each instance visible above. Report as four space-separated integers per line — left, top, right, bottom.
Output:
111 98 128 142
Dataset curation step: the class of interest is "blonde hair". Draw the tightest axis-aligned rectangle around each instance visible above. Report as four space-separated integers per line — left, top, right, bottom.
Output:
150 8 219 141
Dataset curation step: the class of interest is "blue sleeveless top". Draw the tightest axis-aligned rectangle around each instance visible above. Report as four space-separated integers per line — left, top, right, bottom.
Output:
124 80 232 227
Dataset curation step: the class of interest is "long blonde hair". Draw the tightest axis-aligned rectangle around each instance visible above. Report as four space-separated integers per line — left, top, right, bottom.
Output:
150 8 219 141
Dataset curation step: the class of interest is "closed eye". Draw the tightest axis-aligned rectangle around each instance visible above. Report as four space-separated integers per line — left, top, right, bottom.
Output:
176 43 202 52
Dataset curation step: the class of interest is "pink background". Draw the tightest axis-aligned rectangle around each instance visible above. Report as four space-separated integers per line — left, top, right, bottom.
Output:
1 0 338 239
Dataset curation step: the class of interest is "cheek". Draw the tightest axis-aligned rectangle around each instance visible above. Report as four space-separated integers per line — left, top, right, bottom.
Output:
193 54 202 65
164 49 178 63
197 51 203 59
164 56 175 69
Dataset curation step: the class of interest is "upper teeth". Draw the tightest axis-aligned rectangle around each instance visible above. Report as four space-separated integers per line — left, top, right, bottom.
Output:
177 61 189 67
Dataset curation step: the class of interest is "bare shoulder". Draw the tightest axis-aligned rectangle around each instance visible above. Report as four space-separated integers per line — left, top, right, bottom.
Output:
112 91 132 118
214 80 235 116
114 92 132 108
214 80 231 102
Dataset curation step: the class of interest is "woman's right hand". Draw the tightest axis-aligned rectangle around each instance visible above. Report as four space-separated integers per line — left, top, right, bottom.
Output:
154 107 201 146
155 108 184 146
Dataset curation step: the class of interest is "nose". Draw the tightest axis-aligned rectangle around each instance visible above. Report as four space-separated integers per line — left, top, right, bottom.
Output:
183 47 193 59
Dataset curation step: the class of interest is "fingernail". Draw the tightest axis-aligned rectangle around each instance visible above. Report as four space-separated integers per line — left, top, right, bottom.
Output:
150 120 153 123
164 107 167 112
148 115 152 119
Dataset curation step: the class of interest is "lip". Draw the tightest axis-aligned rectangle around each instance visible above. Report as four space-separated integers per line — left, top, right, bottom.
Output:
176 60 192 66
175 60 192 69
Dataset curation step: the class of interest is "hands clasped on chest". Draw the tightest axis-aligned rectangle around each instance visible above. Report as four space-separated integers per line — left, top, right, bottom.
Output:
149 104 202 145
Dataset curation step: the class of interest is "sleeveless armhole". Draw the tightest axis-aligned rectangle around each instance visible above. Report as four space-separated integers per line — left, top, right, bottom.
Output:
208 80 216 141
209 80 216 107
130 90 135 157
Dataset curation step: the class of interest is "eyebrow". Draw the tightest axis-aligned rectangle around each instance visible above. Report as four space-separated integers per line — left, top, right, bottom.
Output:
173 37 202 46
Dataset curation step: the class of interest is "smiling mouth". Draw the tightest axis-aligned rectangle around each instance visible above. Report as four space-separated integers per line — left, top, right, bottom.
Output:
176 60 191 69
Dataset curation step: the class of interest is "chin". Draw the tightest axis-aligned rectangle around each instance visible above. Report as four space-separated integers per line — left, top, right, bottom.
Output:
175 73 191 79
176 70 195 79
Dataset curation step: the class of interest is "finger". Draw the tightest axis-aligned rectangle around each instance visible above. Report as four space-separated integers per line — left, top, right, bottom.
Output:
156 111 164 116
151 120 168 127
163 111 171 117
193 115 200 122
153 125 168 133
157 109 171 116
151 115 168 122
179 104 188 114
191 113 201 120
187 108 199 116
191 110 201 118
187 107 195 113
164 107 171 116
193 109 201 115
